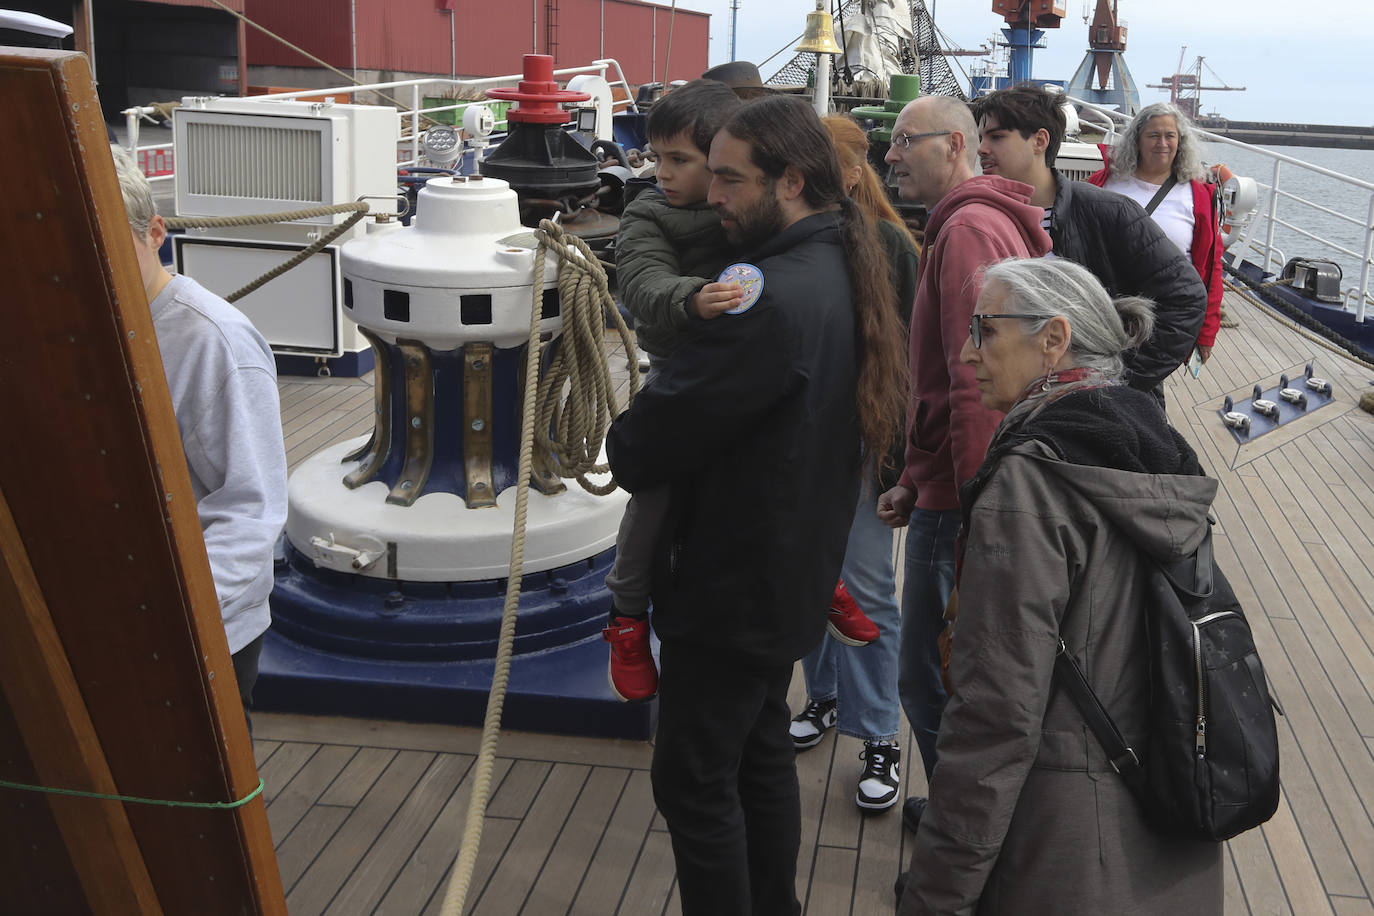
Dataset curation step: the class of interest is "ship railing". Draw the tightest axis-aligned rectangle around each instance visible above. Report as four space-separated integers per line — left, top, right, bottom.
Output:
120 58 640 180
1205 138 1374 319
120 105 176 185
1069 95 1374 322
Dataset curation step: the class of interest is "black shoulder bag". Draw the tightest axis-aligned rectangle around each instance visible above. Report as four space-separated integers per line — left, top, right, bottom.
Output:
1053 528 1283 841
1143 174 1178 215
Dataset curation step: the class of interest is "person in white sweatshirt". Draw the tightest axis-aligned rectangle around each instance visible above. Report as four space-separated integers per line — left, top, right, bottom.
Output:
111 145 288 733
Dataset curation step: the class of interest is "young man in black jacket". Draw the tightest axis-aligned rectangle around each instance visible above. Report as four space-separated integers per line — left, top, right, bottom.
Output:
607 95 905 915
970 85 1207 397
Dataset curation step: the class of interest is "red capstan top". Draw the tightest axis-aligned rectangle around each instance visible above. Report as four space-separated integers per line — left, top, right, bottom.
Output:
486 54 591 124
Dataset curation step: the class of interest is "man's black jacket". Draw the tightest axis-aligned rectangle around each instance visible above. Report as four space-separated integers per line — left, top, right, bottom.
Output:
1050 170 1207 390
607 211 861 666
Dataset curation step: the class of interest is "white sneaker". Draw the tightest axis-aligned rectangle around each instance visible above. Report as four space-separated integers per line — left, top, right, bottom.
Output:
789 698 837 750
856 741 901 810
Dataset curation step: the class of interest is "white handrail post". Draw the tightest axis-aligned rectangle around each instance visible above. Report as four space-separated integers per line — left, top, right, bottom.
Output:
1264 159 1281 274
1359 192 1374 323
411 84 421 165
125 109 140 156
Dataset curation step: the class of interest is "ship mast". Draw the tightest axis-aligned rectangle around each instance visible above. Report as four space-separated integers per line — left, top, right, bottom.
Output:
730 0 740 61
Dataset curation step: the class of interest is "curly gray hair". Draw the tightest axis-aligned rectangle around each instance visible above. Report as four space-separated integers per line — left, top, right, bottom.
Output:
1108 102 1206 183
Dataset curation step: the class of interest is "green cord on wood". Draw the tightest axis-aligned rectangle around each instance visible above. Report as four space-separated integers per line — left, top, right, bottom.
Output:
0 776 264 810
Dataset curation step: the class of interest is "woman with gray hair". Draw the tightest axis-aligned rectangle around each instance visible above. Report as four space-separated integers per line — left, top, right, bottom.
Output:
897 257 1223 914
1088 102 1224 363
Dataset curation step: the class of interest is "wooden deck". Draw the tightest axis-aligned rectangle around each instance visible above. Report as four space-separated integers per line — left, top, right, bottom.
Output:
255 285 1374 914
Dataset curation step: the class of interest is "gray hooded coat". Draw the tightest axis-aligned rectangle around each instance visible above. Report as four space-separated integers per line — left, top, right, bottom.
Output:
900 385 1225 915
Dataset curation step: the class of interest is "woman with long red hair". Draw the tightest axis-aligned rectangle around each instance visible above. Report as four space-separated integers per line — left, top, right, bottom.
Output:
788 114 918 813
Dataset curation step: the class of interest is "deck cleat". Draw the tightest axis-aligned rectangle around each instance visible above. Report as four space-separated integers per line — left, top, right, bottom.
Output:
1305 376 1332 395
1279 388 1308 408
1223 412 1252 434
1252 398 1280 420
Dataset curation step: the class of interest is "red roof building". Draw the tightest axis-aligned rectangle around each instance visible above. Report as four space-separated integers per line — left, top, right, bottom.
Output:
41 0 706 119
243 0 709 89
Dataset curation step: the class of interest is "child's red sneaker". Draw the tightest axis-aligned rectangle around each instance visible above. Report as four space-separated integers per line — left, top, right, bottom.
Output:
602 614 658 701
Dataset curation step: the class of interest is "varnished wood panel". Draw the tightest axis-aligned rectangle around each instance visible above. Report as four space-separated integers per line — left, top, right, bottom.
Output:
0 48 282 913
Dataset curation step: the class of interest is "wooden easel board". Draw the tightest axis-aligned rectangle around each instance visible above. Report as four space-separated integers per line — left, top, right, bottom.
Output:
0 48 285 914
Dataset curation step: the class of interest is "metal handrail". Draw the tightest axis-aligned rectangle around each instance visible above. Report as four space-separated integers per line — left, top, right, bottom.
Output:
123 58 642 175
1068 95 1374 320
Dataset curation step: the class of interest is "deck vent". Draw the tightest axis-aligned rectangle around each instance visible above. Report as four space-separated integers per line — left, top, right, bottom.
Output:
173 99 398 227
182 121 324 202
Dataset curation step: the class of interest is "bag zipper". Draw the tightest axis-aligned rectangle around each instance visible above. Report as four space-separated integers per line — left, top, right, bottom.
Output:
1191 610 1237 758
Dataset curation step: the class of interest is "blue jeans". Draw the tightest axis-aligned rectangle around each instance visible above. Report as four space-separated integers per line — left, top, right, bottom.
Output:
898 507 958 781
800 486 901 742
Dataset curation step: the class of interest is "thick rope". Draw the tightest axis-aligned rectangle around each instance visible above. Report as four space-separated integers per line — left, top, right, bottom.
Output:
438 221 636 916
185 0 427 117
1223 269 1374 372
531 220 640 495
163 202 368 229
165 203 370 303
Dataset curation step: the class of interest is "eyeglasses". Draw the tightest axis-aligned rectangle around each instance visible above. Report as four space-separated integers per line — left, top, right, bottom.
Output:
968 313 1033 349
890 130 952 150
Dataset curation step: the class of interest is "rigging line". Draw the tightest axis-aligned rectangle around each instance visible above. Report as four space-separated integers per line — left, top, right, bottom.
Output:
662 0 678 84
191 0 419 116
759 30 808 71
835 0 850 81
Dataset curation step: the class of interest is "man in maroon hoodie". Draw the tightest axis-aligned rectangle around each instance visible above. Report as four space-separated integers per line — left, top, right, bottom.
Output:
877 94 1051 834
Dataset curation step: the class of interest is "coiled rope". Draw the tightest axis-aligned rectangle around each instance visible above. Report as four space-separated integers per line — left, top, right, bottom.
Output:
532 222 640 494
164 202 370 303
438 219 637 916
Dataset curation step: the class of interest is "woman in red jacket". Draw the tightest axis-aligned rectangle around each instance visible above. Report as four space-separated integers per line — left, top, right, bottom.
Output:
1088 103 1224 363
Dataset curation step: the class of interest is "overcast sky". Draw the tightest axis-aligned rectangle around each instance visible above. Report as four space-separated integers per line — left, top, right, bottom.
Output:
676 0 1372 125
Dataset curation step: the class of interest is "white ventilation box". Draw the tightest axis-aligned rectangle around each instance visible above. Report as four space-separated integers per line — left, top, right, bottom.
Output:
173 96 399 221
171 97 400 366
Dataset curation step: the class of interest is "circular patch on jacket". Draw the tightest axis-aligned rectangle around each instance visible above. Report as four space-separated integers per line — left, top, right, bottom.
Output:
717 262 764 314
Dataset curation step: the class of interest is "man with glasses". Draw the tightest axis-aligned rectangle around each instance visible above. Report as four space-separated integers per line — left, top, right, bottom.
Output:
877 95 1051 840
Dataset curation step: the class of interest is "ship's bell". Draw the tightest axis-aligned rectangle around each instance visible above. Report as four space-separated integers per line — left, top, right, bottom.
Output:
794 9 843 56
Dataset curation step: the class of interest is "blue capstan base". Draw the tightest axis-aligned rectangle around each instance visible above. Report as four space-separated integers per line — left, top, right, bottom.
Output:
255 631 658 740
1217 362 1337 443
256 544 658 740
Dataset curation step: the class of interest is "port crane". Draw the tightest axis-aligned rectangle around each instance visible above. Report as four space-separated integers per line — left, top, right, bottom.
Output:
1147 46 1245 120
1064 0 1140 113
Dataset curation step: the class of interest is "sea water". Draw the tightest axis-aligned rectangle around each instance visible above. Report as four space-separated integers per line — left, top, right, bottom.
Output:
1201 142 1374 305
